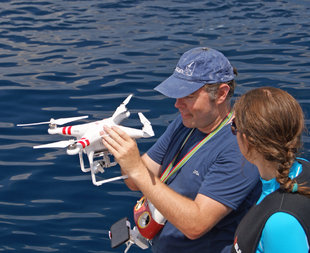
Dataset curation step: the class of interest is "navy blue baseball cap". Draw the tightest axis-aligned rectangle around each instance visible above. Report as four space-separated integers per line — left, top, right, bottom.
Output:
154 47 235 98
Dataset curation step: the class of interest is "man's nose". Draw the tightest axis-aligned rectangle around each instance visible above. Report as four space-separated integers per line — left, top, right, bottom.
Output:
175 98 184 109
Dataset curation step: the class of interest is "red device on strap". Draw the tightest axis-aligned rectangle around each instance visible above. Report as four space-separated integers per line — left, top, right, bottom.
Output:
133 196 166 239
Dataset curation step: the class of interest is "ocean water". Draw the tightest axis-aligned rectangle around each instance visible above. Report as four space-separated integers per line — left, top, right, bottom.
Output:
0 0 310 252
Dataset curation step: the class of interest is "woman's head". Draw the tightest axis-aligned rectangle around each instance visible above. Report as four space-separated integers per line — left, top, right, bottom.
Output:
234 87 305 192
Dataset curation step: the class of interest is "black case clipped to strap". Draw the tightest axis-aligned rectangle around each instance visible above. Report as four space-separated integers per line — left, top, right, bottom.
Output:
109 217 130 248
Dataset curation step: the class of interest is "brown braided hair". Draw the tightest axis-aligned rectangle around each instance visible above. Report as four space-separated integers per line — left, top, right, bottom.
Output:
234 87 310 197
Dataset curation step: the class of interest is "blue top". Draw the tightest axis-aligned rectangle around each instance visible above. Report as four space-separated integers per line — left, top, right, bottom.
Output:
256 160 310 253
147 115 261 253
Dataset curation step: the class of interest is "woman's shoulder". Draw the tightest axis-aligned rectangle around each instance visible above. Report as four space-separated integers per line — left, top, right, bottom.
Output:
260 212 309 252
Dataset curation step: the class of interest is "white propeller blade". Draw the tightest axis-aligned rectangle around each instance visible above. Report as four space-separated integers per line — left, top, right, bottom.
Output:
52 116 88 125
17 121 51 127
138 112 154 137
138 112 151 125
17 115 88 127
122 94 133 105
33 140 75 149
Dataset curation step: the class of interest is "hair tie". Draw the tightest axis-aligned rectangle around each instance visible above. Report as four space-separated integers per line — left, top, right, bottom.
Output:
292 183 298 193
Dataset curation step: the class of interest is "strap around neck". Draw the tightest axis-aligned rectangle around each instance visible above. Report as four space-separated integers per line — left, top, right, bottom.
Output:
160 110 234 183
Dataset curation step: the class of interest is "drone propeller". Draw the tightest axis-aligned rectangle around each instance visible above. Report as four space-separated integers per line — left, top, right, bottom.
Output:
17 115 89 127
122 94 133 105
33 139 76 149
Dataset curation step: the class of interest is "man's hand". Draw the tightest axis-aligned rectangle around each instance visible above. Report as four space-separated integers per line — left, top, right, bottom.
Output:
101 126 145 178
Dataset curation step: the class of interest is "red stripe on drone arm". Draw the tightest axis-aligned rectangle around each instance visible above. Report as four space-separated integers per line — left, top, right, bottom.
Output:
78 140 86 148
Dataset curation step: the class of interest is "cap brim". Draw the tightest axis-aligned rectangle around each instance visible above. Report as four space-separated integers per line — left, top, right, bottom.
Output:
154 74 205 99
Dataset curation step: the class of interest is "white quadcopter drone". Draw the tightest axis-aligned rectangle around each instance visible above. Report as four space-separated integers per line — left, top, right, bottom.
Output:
17 94 154 186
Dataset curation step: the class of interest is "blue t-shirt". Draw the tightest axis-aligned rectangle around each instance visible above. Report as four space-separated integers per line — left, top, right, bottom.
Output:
256 160 309 253
147 115 261 253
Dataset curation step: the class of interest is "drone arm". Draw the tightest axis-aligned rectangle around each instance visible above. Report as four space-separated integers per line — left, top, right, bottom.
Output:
117 126 146 139
48 127 70 135
117 115 154 139
48 125 85 137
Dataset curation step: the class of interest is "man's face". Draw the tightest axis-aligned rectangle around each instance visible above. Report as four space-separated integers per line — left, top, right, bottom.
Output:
174 87 218 132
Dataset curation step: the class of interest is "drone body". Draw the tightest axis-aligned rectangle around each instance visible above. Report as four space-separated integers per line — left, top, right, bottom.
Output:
18 94 154 186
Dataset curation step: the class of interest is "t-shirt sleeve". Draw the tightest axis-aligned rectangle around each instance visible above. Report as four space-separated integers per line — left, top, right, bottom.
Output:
198 139 259 210
258 212 309 253
147 116 181 165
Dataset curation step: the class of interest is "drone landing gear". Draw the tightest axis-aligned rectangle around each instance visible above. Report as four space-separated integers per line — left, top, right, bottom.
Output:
79 151 128 186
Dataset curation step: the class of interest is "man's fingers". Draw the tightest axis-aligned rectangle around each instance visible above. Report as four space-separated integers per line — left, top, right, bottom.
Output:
102 137 117 155
102 126 124 145
110 125 133 142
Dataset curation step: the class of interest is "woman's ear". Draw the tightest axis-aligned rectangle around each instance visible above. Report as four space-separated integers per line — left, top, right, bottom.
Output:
241 133 250 150
240 133 256 163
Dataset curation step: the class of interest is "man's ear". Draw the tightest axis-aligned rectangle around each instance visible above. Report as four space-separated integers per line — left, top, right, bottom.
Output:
216 83 230 104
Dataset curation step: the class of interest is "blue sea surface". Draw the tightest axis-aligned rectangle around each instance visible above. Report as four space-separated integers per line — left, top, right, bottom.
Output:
0 0 310 252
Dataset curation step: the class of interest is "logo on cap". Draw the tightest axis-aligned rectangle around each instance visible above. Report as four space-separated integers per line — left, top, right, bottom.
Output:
175 61 195 77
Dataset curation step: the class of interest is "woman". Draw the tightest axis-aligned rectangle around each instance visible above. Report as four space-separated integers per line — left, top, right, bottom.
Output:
231 87 310 253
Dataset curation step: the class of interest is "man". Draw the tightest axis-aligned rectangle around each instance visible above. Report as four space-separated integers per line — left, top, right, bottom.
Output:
102 47 261 253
